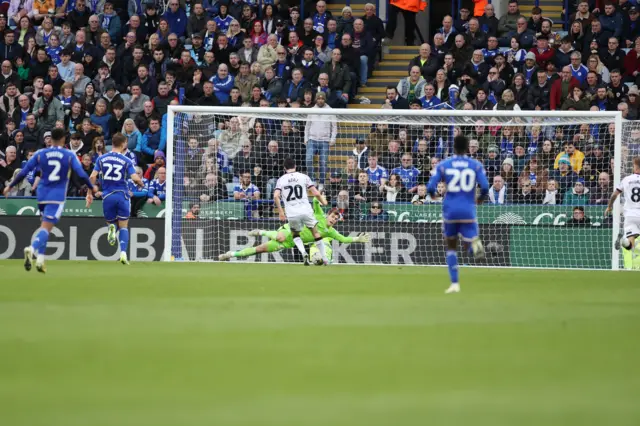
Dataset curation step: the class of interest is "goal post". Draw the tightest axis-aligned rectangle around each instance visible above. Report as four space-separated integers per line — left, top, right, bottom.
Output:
164 106 628 270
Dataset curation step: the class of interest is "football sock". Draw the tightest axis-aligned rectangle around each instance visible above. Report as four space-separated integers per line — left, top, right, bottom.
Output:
446 250 459 284
32 228 49 255
293 237 308 256
233 247 257 258
315 238 327 261
118 228 129 254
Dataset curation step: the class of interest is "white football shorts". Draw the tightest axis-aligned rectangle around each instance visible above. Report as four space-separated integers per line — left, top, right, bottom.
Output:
624 216 640 238
288 213 318 232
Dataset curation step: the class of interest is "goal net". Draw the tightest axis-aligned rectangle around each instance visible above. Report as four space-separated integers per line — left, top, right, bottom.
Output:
164 107 629 270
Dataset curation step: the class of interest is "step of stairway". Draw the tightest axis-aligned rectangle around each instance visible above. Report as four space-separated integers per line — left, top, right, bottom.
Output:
377 63 410 71
358 86 387 93
347 103 383 109
372 70 407 77
357 94 386 100
382 53 417 61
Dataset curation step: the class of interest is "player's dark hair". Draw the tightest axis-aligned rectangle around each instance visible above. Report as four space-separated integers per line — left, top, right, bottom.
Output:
50 128 66 145
634 157 640 169
453 135 469 154
284 157 296 170
111 133 127 149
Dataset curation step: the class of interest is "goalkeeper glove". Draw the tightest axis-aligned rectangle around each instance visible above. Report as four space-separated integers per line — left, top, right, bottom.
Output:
355 232 370 243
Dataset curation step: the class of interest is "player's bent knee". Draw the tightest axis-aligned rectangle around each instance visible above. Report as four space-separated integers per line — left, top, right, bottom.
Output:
276 232 286 242
118 220 129 229
41 221 55 232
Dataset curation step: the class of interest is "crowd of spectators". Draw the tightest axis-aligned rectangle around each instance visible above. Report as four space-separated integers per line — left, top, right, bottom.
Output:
394 1 640 116
0 0 387 208
0 0 632 222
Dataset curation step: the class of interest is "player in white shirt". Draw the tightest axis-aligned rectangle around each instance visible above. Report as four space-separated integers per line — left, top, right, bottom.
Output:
606 157 640 251
274 158 329 265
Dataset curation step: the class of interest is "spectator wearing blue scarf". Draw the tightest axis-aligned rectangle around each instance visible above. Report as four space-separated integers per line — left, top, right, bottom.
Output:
98 2 122 43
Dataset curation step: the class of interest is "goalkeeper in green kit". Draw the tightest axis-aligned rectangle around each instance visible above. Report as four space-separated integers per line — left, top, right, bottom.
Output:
218 198 370 262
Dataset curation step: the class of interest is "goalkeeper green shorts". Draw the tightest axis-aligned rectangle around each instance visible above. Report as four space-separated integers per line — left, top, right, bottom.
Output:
276 226 296 249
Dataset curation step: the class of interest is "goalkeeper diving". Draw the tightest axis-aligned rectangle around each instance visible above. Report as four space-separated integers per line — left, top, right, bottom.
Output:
218 198 370 262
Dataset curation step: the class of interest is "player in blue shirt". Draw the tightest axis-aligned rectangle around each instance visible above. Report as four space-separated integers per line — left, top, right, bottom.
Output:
3 128 96 273
427 135 490 294
87 133 145 265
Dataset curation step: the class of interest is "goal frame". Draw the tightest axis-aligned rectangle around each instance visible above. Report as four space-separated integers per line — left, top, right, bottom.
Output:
164 106 623 270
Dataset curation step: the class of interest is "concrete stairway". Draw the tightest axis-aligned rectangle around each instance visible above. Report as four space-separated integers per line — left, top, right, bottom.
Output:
348 45 415 109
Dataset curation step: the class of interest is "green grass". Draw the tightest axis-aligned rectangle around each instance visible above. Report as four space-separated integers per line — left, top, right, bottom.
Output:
0 262 639 426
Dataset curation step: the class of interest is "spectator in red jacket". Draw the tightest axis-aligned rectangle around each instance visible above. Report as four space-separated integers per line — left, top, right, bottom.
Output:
624 37 640 83
550 66 580 110
529 36 555 69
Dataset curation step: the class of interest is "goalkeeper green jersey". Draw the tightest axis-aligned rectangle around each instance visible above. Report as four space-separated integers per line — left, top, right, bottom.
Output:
278 198 354 248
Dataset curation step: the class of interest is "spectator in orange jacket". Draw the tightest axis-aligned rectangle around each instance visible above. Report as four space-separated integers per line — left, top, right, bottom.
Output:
550 66 579 110
473 0 488 17
386 0 426 46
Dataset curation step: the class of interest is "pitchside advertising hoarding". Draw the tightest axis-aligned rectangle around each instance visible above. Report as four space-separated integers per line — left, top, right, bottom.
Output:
0 216 611 268
0 199 608 226
0 218 164 261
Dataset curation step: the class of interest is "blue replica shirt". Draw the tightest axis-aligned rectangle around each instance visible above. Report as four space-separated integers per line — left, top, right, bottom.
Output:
420 95 441 109
148 179 167 200
11 146 92 203
122 149 138 167
19 109 28 128
570 64 588 85
427 155 489 222
93 152 137 200
46 46 63 64
312 12 329 33
128 177 148 197
366 166 388 185
214 15 233 33
391 166 421 189
234 183 260 199
56 0 76 13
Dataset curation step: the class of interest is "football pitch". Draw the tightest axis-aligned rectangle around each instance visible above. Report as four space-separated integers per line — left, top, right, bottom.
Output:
0 261 639 426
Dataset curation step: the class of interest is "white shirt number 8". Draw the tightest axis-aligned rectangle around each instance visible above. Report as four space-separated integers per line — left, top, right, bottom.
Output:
445 168 476 192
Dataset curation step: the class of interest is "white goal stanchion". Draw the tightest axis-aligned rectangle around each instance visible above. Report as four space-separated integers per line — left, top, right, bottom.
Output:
164 107 627 270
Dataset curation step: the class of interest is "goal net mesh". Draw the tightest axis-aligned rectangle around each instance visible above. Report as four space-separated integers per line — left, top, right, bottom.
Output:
165 108 630 270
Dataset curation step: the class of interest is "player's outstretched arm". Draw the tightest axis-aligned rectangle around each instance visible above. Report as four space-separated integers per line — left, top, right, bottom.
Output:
309 186 327 205
123 159 145 189
131 173 145 189
326 228 370 244
605 189 622 216
273 189 286 221
89 170 99 186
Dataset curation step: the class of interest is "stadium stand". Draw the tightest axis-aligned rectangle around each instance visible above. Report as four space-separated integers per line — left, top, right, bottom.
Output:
0 0 635 218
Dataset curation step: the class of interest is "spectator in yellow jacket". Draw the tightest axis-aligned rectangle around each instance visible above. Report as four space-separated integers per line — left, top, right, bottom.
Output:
554 141 585 173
